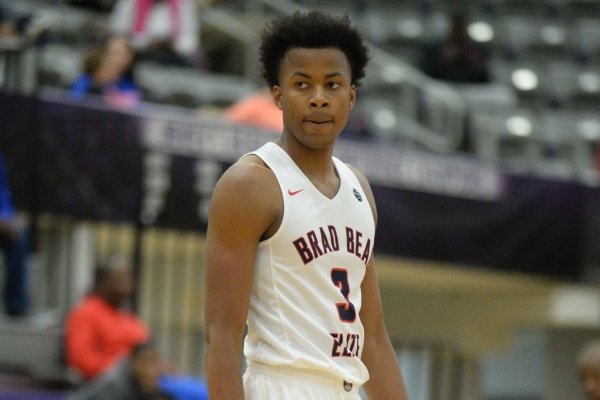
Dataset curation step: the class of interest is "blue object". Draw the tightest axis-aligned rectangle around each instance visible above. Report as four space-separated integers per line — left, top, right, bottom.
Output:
159 375 209 400
69 74 139 100
0 153 28 315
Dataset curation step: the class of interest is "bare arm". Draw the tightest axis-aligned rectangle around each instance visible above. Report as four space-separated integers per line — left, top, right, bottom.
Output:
203 158 280 400
360 257 409 399
349 164 409 399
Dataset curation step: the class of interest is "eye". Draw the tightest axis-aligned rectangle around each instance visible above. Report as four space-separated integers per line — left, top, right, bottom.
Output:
327 81 340 89
295 82 308 89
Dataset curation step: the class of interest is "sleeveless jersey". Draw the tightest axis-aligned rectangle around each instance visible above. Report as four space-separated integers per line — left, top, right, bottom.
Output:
243 142 375 386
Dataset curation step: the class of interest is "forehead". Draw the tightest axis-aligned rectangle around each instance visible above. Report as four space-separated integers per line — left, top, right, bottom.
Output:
279 47 351 79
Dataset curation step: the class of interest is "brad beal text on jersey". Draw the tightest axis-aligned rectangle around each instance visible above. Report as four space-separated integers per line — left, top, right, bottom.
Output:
243 142 375 387
292 225 372 266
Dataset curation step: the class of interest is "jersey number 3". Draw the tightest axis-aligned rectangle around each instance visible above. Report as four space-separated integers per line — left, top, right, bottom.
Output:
331 268 356 323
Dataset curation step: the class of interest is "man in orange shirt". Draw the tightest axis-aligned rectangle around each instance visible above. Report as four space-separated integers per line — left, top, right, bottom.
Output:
65 256 149 380
66 256 209 400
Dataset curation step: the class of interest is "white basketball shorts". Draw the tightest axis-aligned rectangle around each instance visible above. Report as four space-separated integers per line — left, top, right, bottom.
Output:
243 363 362 400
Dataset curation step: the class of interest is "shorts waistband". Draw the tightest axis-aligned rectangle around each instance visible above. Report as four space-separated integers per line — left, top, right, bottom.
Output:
246 362 361 394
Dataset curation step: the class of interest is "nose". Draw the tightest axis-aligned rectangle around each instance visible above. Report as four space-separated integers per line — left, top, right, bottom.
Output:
310 86 329 108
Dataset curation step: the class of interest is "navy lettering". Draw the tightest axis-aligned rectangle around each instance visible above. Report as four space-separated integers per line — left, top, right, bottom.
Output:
293 226 371 266
293 237 313 264
307 230 324 258
361 238 372 265
320 227 332 254
330 333 343 357
346 227 354 254
328 225 339 251
330 333 361 358
354 231 363 257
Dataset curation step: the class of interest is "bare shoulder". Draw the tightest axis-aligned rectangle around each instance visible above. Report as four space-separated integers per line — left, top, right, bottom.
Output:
345 163 377 224
208 154 281 239
216 154 277 193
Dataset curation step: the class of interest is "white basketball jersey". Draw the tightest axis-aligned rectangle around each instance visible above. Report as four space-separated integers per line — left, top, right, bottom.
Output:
244 142 375 386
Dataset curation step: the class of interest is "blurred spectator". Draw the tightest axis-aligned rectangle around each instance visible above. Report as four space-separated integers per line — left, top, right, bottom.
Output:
109 0 203 68
223 87 283 133
69 341 173 400
70 36 141 109
579 340 600 400
65 256 149 380
0 151 29 317
0 1 32 40
420 13 490 83
65 256 208 400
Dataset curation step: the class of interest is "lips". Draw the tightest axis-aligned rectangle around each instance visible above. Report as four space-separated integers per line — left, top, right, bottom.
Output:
304 114 333 124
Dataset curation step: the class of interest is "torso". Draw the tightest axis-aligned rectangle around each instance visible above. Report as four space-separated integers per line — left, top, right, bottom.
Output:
243 142 374 385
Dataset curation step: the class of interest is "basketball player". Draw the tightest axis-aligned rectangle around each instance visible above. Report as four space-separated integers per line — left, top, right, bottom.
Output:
204 11 409 400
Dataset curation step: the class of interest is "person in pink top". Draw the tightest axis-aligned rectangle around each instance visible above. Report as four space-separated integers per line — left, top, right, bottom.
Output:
65 256 149 380
109 0 201 67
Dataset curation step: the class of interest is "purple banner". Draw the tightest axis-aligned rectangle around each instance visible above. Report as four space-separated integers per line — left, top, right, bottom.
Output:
0 91 595 279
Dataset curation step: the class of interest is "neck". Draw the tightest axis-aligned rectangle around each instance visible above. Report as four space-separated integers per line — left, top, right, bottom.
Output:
95 292 121 308
276 133 336 179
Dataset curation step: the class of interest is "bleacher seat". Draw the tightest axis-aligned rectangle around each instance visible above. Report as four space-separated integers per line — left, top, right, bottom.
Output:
564 0 600 17
571 17 600 64
490 59 549 110
541 110 600 182
37 44 86 89
546 61 600 111
356 94 403 143
374 8 430 67
498 0 549 15
469 106 542 172
498 15 570 63
134 62 258 108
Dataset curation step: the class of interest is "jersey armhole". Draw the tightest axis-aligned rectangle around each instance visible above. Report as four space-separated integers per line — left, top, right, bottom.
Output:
247 152 288 246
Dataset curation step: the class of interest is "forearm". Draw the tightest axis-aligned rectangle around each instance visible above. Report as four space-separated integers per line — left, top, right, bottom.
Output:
205 332 245 399
362 334 409 400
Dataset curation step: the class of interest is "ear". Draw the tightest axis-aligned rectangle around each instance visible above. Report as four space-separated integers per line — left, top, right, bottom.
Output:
272 86 283 110
349 84 356 110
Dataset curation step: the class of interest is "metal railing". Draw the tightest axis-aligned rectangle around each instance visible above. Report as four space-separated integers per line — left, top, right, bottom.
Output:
230 0 468 152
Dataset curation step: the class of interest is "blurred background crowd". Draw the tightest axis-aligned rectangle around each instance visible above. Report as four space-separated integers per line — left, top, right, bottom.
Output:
1 0 600 399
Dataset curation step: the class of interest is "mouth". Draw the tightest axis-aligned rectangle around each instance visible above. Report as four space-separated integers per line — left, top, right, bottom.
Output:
304 117 333 125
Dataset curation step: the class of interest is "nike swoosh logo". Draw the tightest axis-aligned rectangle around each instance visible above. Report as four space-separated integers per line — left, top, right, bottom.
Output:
288 188 304 196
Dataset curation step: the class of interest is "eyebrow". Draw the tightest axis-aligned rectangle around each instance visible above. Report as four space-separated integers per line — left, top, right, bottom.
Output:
290 71 346 79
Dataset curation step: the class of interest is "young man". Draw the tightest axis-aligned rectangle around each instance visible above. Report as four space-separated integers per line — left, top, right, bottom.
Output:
204 11 409 400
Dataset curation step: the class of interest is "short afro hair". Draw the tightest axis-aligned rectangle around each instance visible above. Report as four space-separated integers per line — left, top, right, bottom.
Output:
259 11 370 88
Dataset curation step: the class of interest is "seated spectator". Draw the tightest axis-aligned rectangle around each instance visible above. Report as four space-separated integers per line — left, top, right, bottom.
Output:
0 151 29 316
69 341 173 400
66 256 149 380
66 255 208 400
420 13 490 84
223 87 283 133
70 36 141 109
109 0 203 68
